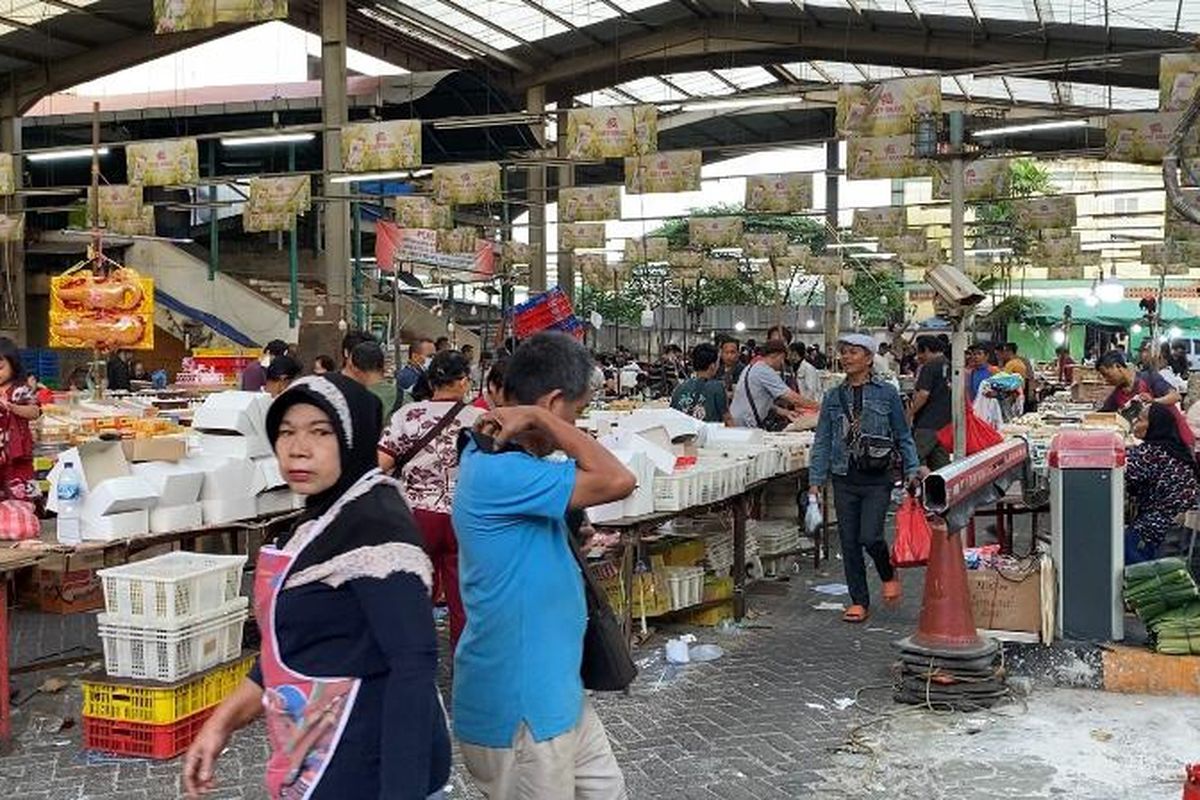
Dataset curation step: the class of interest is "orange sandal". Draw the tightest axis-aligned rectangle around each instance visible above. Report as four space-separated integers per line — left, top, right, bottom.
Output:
882 579 903 606
843 605 869 623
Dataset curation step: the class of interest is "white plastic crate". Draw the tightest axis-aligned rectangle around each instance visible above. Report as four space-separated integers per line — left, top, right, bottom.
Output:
663 566 704 611
97 599 249 682
99 552 247 627
653 472 698 512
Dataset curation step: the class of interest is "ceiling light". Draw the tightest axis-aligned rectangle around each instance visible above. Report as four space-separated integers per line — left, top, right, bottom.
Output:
220 133 316 147
971 119 1088 138
1131 323 1143 334
1095 275 1124 303
1052 329 1067 345
27 147 110 163
805 319 816 329
434 113 544 130
734 321 747 332
966 247 1014 256
676 96 800 113
1169 326 1183 339
330 169 431 184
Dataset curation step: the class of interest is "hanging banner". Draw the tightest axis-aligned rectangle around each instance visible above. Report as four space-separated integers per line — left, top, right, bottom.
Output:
805 255 843 275
49 267 154 350
437 227 479 255
1011 196 1076 229
1105 111 1197 164
745 173 813 213
341 120 421 173
625 150 702 194
837 77 941 137
243 209 294 233
559 185 622 222
668 249 702 269
154 0 287 34
578 252 614 289
108 206 156 236
565 105 658 159
394 196 452 229
933 159 1011 201
1046 265 1085 280
432 162 501 205
374 222 493 277
126 139 199 186
701 257 738 280
847 135 929 180
502 241 534 267
87 184 144 227
881 234 941 268
0 213 23 243
741 232 789 259
689 217 744 248
623 237 669 264
0 154 14 196
852 206 907 237
1033 233 1081 266
247 175 311 215
1167 202 1200 242
559 222 606 251
1144 241 1200 269
1160 54 1200 112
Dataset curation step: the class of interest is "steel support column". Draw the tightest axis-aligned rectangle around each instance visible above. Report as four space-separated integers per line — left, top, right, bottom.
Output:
823 140 839 356
321 0 351 322
527 85 548 293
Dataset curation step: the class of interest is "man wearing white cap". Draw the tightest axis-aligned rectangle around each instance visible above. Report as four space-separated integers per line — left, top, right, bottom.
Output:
809 332 920 624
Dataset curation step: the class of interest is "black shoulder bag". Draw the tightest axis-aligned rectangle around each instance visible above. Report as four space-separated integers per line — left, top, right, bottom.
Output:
457 430 637 692
744 365 791 432
839 385 894 474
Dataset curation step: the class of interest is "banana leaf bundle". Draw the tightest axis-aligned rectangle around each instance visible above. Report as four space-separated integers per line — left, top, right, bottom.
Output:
1150 617 1200 655
1123 558 1199 624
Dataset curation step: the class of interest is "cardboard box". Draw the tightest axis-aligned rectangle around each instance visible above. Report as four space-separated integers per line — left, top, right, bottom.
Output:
81 509 150 541
149 503 203 534
121 436 188 463
967 567 1042 634
192 392 271 458
18 547 107 613
182 456 259 500
132 462 205 507
202 496 257 525
45 440 130 514
84 476 158 517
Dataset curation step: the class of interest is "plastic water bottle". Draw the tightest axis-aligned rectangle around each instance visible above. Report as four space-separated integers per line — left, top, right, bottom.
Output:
56 461 83 545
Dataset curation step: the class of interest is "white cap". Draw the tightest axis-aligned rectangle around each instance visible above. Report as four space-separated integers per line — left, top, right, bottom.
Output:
837 333 877 354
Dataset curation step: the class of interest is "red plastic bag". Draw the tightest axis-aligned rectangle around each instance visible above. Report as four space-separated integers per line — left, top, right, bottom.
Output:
935 403 1004 456
892 495 932 568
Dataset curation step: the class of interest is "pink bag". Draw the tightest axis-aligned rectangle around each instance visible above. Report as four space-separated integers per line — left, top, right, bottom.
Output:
0 499 39 541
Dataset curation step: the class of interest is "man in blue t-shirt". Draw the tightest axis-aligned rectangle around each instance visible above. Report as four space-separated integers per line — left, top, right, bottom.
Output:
671 342 731 424
452 332 636 798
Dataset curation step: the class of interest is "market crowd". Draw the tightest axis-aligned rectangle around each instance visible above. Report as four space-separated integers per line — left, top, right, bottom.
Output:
151 323 1200 799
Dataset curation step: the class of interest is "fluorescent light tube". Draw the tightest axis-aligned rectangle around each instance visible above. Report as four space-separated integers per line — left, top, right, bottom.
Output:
971 120 1087 138
27 147 109 163
220 133 316 146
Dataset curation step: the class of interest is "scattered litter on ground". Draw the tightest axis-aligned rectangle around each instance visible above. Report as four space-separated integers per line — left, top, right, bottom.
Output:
814 602 846 612
36 677 68 694
833 697 856 710
805 702 827 710
813 583 850 596
689 644 724 662
1090 729 1113 742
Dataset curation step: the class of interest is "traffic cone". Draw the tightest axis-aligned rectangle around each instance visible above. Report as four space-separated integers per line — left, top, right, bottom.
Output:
1184 764 1200 800
912 515 986 652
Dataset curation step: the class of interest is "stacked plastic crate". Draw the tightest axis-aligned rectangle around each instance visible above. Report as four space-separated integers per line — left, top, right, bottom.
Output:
83 552 252 759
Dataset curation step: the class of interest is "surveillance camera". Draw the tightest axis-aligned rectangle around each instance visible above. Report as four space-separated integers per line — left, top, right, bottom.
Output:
925 264 985 311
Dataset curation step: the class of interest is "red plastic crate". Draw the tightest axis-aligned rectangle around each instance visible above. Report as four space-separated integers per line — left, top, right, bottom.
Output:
83 706 214 760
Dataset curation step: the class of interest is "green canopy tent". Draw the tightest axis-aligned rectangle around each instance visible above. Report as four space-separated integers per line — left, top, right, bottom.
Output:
1004 297 1198 361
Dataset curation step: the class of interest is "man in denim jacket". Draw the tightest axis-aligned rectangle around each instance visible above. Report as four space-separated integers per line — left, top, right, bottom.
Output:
809 333 920 624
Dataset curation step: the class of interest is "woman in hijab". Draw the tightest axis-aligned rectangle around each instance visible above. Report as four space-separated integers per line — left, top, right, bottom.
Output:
183 373 450 800
1125 402 1200 564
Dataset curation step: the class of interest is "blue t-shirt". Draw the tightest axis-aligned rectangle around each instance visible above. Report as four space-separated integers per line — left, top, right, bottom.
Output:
968 365 993 400
451 439 584 748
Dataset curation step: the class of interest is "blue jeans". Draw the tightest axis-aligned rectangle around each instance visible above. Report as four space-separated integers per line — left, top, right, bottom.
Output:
833 478 895 608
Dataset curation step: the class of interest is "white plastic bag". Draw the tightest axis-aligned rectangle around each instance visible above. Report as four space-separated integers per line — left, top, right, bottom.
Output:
973 391 1005 429
805 494 823 535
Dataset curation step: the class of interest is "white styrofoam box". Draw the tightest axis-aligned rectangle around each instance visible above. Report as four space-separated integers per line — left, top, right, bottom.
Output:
614 408 705 443
182 456 259 500
81 509 150 541
587 449 655 524
251 456 286 494
195 432 268 460
99 553 247 625
45 440 131 514
192 391 271 439
703 425 765 446
149 502 203 534
256 490 299 517
131 462 205 507
602 431 676 475
201 495 258 525
83 475 158 518
97 602 248 681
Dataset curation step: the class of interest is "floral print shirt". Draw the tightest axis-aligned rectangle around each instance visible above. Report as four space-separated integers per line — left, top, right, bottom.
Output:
378 400 482 515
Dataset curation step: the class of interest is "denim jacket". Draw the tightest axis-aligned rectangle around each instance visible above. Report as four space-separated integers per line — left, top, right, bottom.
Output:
809 375 919 485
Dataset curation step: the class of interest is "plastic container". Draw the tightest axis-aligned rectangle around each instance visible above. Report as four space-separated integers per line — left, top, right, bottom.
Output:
83 706 215 759
98 552 247 627
653 472 698 512
82 651 255 724
97 600 249 682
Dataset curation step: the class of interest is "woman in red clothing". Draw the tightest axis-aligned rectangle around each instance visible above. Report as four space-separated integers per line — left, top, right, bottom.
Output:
472 359 506 411
0 338 41 505
378 350 482 653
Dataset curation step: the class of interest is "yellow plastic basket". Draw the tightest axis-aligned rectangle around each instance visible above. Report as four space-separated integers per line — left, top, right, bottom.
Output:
82 652 255 725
